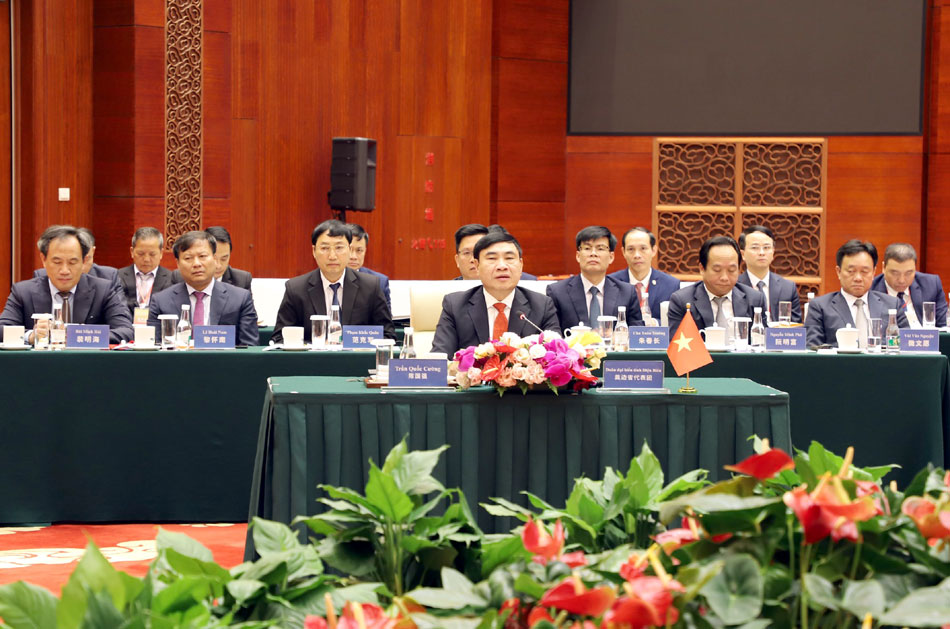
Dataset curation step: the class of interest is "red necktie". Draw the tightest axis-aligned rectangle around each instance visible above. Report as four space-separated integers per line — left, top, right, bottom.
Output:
635 283 646 309
193 291 206 326
492 303 507 340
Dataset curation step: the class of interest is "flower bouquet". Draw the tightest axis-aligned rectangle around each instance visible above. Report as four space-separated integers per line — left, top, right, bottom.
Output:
452 330 606 396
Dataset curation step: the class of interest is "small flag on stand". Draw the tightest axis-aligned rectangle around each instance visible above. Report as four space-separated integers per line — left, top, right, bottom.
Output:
666 304 712 393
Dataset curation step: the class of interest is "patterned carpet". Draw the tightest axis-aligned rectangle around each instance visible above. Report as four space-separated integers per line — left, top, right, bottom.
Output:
0 522 248 594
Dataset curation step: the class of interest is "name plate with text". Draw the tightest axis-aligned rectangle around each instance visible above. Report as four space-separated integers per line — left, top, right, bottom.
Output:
194 325 236 349
66 324 110 349
766 327 806 351
389 359 448 387
343 326 384 349
603 360 664 389
628 327 670 350
899 329 939 353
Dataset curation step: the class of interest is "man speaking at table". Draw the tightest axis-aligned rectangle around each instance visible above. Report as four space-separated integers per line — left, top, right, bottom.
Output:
869 243 947 328
432 231 559 356
546 226 644 329
272 219 394 344
1 225 133 344
806 240 908 347
148 230 260 346
666 235 767 343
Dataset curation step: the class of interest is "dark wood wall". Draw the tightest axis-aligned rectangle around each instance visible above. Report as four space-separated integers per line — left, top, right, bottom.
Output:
5 0 949 290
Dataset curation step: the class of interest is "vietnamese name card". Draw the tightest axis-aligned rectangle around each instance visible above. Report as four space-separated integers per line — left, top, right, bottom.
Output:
899 329 939 353
603 361 664 389
389 359 448 387
628 327 670 350
66 324 110 349
766 327 806 351
194 325 236 349
343 326 384 349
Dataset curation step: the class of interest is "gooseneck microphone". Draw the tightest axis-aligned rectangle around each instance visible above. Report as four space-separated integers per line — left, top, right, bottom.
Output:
517 312 546 335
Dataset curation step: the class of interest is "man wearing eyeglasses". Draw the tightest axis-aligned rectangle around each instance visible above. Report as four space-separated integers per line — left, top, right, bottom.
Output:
272 219 394 344
545 226 644 330
805 240 907 347
737 225 802 323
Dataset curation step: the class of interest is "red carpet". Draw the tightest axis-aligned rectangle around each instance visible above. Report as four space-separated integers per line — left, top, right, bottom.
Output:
0 523 248 595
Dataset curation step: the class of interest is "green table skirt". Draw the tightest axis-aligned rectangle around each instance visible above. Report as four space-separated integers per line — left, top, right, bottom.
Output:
246 376 791 555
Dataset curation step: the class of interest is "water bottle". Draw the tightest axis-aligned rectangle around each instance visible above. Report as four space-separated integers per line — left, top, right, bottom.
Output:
885 308 900 354
327 305 343 348
641 298 653 326
402 326 417 359
613 306 629 351
176 304 192 350
50 303 66 350
804 292 815 321
750 307 766 352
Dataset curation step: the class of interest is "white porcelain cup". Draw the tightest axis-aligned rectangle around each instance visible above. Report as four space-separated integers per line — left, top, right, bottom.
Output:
701 326 726 348
565 325 592 340
3 325 25 347
283 326 305 347
133 324 155 347
836 325 860 350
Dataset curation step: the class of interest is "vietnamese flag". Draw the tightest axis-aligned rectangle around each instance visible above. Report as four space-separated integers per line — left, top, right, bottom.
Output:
667 308 712 376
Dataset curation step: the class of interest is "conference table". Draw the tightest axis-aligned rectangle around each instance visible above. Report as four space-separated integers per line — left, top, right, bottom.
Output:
0 343 946 525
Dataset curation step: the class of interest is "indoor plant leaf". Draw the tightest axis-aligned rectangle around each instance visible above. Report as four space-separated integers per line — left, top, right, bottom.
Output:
700 553 763 625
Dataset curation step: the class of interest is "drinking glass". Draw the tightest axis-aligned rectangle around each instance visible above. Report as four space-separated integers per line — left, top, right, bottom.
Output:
778 301 792 324
867 318 883 353
922 301 936 328
160 314 178 350
310 315 328 349
732 317 751 351
596 316 616 346
373 339 396 382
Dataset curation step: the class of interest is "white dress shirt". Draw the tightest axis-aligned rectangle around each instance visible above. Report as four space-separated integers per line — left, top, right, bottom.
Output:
747 270 770 312
134 265 156 307
483 288 516 335
841 290 872 326
703 284 734 326
883 282 921 328
321 272 345 317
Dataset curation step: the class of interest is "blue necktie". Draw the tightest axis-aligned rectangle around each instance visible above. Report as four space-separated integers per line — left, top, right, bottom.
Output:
588 286 601 326
330 283 341 308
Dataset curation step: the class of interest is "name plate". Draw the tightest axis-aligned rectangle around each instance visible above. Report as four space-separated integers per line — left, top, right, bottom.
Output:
899 328 939 352
603 360 664 389
766 327 807 351
389 359 448 387
628 327 670 350
194 325 236 349
66 324 110 349
343 326 384 349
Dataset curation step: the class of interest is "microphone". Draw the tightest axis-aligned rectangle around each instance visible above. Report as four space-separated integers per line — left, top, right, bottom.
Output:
517 312 546 335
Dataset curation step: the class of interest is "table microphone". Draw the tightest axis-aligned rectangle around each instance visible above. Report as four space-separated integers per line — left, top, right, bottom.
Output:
517 312 545 335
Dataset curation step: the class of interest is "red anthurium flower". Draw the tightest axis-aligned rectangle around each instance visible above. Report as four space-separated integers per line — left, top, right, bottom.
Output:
528 606 554 627
561 550 588 567
654 527 698 555
784 474 880 544
305 616 328 629
540 577 617 617
603 576 685 629
724 448 794 480
619 553 647 582
480 355 502 382
902 496 950 545
523 519 565 560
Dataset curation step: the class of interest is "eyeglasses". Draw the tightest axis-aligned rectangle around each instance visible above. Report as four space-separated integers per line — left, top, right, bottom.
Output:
579 245 611 254
317 245 349 256
458 250 474 260
747 245 774 253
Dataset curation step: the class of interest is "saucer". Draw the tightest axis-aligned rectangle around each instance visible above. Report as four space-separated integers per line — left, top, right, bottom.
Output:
0 344 30 351
132 344 161 351
280 344 310 351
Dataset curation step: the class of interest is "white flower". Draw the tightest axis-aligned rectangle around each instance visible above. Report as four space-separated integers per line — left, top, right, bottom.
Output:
474 342 496 358
499 332 523 347
512 348 531 364
529 344 547 360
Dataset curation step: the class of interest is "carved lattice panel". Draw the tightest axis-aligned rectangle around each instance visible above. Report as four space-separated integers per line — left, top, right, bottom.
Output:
742 143 823 207
657 143 736 206
656 212 736 275
164 0 203 249
740 212 821 277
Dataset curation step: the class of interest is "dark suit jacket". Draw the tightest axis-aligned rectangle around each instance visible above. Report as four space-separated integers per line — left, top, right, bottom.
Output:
737 270 802 323
35 263 120 292
0 275 134 343
606 267 681 316
147 281 260 346
272 268 394 343
805 290 909 347
453 272 539 281
870 272 948 327
116 265 176 312
545 274 644 329
358 267 391 308
431 286 561 357
667 281 768 334
171 266 252 290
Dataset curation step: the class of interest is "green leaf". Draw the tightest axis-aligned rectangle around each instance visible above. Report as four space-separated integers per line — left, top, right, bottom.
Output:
81 590 124 629
320 485 381 515
659 488 780 524
163 548 232 584
226 579 267 605
568 487 605 528
0 581 59 629
677 560 724 603
57 543 127 629
391 445 449 496
480 535 530 576
655 469 709 503
626 442 664 507
381 438 408 475
841 580 885 619
879 583 950 626
151 577 212 616
482 498 534 520
735 621 771 629
365 465 414 522
700 554 763 625
156 529 214 563
803 573 838 611
407 586 487 610
513 573 546 600
251 518 302 555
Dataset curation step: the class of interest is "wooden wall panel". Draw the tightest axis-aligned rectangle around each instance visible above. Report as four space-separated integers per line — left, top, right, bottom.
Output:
493 0 568 62
0 3 10 297
494 201 565 276
927 3 950 281
202 31 231 199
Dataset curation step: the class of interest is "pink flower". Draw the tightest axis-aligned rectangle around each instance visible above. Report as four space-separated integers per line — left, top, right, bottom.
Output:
525 362 546 385
511 365 528 381
466 367 483 385
496 365 517 388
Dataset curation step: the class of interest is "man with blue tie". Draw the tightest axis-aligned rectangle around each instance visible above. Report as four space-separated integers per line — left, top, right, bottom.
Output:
870 243 947 328
737 225 802 323
546 226 644 330
607 227 680 324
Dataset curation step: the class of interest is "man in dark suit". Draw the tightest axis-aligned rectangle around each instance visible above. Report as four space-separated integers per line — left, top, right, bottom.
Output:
432 231 559 356
806 240 908 347
3 225 133 344
607 227 680 323
346 223 391 308
34 227 120 291
272 219 394 344
148 230 259 346
667 235 768 341
870 243 948 328
546 226 644 330
737 225 802 323
452 223 538 280
170 226 253 290
116 226 176 314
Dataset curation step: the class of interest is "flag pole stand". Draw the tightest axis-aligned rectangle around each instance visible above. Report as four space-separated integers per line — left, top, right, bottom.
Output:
678 370 697 394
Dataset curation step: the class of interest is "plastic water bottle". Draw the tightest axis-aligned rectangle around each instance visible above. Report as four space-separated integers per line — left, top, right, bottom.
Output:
613 306 629 351
327 305 343 348
885 308 900 354
176 304 192 349
50 303 66 350
750 307 766 352
402 326 416 359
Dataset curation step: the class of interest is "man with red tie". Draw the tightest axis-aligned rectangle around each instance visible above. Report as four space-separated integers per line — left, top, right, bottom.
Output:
607 227 680 324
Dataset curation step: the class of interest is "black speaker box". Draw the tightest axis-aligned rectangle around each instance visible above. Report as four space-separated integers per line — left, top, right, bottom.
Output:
329 137 377 211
